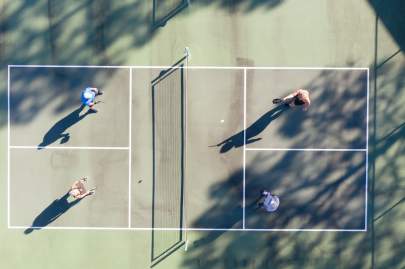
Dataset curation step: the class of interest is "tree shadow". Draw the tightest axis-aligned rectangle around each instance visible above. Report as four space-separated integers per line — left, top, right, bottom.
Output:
0 0 286 128
192 167 244 230
24 191 82 235
182 62 405 268
276 69 368 149
368 0 405 52
246 150 366 229
38 104 96 149
213 104 289 153
368 4 405 267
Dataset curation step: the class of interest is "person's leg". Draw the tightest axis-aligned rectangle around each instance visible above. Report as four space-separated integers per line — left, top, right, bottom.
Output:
256 190 267 209
88 105 98 113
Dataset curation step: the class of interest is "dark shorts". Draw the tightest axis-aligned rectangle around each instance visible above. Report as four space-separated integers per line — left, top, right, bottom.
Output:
294 97 305 106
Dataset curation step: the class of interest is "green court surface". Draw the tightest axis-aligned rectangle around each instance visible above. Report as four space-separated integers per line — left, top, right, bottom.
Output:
1 1 404 269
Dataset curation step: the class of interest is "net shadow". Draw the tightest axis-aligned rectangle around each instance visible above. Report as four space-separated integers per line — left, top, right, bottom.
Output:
151 61 186 267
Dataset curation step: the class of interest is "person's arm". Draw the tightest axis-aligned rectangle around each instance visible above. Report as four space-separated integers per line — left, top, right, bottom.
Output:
75 188 96 199
75 191 91 199
88 87 98 94
283 89 300 103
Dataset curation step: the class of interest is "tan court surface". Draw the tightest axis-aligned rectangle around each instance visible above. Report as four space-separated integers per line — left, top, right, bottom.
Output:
0 1 405 269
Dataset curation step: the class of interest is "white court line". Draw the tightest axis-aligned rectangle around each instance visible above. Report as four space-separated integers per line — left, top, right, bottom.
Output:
183 52 189 234
7 66 11 228
245 148 367 152
10 146 129 150
9 65 133 69
128 68 133 228
242 68 247 229
365 68 370 231
8 64 369 71
9 226 366 232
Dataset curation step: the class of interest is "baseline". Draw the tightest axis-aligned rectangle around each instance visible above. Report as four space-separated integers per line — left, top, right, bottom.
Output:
245 148 367 152
8 226 366 232
9 64 369 71
10 146 129 150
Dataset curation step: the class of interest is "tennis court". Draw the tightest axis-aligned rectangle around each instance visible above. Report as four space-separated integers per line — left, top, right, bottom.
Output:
1 2 404 268
8 62 369 235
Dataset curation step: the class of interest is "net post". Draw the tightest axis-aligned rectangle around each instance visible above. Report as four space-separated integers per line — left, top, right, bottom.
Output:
184 47 191 61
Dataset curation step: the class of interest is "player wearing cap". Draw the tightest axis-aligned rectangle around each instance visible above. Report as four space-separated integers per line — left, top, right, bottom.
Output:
258 190 280 212
81 87 103 111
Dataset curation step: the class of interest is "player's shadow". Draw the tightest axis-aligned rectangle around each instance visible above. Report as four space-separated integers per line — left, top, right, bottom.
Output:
213 105 289 153
38 105 96 149
24 192 81 234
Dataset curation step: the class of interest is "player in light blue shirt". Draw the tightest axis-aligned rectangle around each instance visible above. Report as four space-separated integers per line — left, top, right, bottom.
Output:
81 87 103 111
258 190 280 212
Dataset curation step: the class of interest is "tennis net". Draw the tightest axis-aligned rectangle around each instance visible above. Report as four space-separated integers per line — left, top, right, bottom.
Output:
151 63 185 264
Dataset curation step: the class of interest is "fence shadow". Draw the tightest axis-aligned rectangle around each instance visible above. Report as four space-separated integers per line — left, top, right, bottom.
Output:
152 0 189 29
0 0 286 128
181 64 405 268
